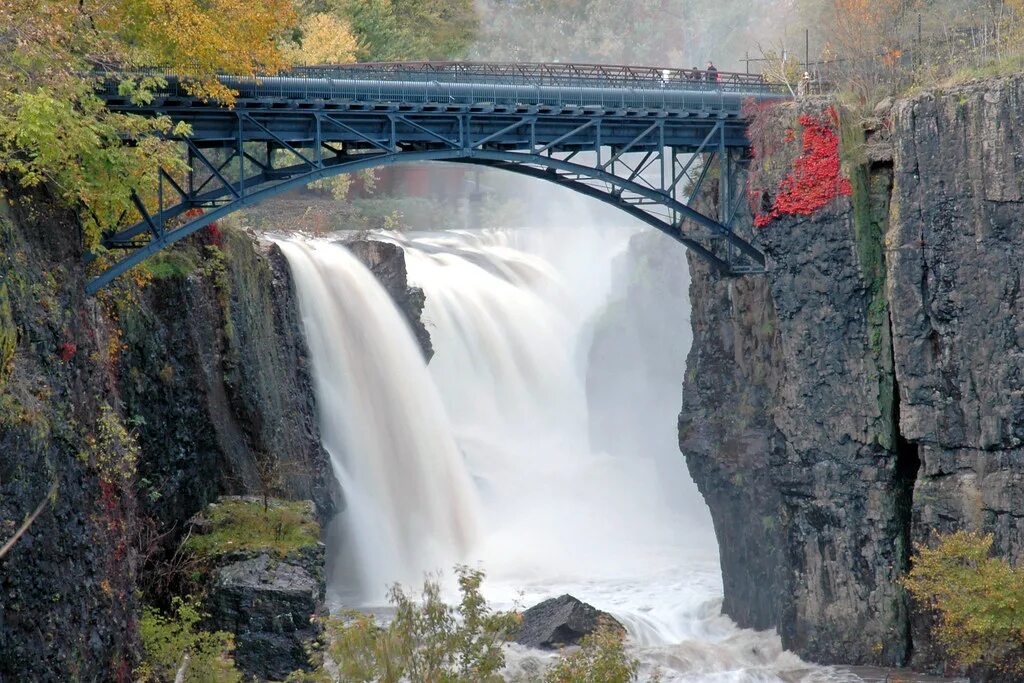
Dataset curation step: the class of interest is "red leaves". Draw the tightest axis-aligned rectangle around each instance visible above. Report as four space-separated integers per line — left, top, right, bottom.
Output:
58 341 77 362
183 207 222 247
752 107 852 228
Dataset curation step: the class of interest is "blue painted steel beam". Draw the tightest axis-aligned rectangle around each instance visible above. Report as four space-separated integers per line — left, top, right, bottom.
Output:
86 64 787 291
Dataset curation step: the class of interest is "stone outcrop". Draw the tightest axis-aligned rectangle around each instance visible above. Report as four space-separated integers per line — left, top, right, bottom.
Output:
189 497 326 681
680 77 1024 675
515 594 625 650
347 238 433 361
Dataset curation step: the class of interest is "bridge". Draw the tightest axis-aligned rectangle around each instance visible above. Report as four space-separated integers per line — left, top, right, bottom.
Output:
88 61 790 293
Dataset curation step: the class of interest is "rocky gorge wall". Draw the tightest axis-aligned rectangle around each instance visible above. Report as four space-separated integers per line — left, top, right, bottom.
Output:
679 75 1024 675
0 188 340 680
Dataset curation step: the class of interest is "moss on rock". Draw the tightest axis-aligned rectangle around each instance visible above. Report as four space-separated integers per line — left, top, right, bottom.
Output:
183 497 320 561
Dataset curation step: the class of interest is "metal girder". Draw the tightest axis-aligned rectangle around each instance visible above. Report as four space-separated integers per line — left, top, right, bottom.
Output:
88 106 766 293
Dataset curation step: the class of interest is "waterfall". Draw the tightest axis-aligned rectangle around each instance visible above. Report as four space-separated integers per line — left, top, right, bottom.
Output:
279 226 853 682
277 239 479 600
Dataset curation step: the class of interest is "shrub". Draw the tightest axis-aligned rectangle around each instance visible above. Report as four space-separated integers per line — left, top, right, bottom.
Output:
138 596 241 683
543 624 640 683
290 567 645 683
290 566 519 683
904 531 1024 672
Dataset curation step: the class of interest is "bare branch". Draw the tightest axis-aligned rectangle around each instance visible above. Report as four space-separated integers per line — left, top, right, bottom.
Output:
0 481 59 561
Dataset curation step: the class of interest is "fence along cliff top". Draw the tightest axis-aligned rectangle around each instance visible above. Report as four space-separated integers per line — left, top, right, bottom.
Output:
89 61 790 293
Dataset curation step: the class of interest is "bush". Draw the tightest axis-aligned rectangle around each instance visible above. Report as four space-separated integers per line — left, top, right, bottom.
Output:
138 596 241 683
904 531 1024 672
290 566 645 683
291 566 519 683
543 625 640 683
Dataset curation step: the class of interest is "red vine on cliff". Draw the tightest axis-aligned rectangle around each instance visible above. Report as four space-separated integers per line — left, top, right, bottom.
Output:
750 107 852 228
182 207 223 247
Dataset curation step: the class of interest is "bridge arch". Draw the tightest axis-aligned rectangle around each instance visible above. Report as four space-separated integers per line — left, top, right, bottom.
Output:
89 63 785 292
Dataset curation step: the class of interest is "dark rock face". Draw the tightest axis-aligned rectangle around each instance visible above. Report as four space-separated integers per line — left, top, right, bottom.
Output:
680 79 1024 674
515 595 625 650
209 553 323 680
347 238 433 361
0 188 332 681
889 77 1024 673
187 497 326 681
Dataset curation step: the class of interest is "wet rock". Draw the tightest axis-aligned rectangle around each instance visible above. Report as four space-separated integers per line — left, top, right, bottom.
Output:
681 77 1024 676
347 238 433 361
187 497 326 681
515 595 625 650
208 554 320 680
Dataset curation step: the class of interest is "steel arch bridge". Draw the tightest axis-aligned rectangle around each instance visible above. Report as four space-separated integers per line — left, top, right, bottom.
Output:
88 61 790 293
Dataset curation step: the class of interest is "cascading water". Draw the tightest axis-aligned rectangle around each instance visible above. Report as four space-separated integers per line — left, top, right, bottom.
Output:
278 239 479 601
280 226 862 682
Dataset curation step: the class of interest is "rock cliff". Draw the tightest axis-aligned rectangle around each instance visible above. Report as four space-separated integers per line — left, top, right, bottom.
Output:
0 187 334 680
679 76 1024 675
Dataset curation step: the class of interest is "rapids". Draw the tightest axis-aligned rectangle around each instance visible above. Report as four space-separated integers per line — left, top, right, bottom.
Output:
278 226 864 682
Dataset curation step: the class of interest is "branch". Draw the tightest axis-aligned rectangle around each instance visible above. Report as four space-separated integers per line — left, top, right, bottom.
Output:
173 652 191 683
0 481 59 561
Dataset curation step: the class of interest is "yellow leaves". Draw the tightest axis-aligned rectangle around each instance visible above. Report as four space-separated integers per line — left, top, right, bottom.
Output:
107 0 298 103
905 531 1024 671
284 13 359 66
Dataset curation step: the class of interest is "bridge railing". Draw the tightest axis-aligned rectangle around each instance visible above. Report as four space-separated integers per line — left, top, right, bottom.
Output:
289 61 789 95
98 61 789 105
101 73 757 114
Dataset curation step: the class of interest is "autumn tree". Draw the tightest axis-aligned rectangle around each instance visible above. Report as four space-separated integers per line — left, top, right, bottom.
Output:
283 13 359 65
334 0 480 61
108 0 298 102
0 0 297 248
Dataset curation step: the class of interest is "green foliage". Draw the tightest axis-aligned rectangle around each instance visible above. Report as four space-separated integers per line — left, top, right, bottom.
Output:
331 0 479 61
543 624 640 683
904 532 1024 672
0 280 15 388
138 596 242 683
291 566 519 683
143 249 199 280
182 498 320 560
0 87 186 249
78 403 140 488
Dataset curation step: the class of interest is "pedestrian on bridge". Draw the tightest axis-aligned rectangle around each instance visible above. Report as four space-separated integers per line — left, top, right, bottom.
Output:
688 66 702 82
705 61 719 86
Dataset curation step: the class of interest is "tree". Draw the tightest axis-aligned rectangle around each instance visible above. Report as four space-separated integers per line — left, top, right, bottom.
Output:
335 0 480 61
283 13 359 65
111 0 297 102
904 531 1024 672
290 566 519 682
0 0 297 249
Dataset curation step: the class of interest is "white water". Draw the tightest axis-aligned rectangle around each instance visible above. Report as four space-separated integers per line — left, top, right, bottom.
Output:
279 226 861 682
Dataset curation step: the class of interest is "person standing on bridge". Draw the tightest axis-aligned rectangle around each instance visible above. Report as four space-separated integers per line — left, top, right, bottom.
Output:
705 61 719 87
688 66 702 82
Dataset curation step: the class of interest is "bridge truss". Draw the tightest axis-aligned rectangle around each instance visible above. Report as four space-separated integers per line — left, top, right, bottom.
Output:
88 65 782 292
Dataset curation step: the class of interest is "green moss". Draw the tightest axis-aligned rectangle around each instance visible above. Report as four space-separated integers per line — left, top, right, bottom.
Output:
841 112 896 450
182 498 320 560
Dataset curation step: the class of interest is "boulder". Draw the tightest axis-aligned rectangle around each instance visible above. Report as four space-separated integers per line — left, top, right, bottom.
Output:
515 595 625 650
185 497 326 681
207 553 321 680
